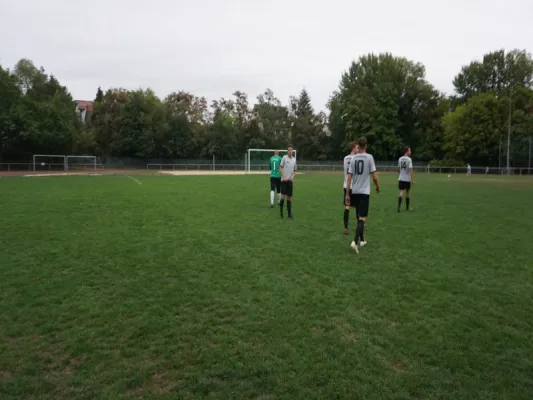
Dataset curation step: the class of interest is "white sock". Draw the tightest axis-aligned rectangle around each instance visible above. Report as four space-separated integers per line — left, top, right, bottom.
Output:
277 193 281 203
270 191 274 205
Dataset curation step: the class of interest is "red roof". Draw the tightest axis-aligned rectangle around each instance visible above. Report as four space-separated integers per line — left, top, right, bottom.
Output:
75 100 94 113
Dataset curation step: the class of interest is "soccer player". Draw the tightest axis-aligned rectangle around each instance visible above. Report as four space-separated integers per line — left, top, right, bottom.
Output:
397 146 414 212
467 164 472 176
269 150 282 208
279 145 297 219
345 137 380 253
343 142 359 234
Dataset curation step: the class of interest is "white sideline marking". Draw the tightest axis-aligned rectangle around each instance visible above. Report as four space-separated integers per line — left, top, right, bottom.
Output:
126 175 142 185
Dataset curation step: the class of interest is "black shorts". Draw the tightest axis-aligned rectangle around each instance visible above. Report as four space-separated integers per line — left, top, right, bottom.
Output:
343 188 352 206
281 181 293 197
270 177 281 193
398 181 411 191
350 193 370 218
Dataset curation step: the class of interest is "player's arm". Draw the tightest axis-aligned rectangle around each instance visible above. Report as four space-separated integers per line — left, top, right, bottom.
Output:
409 159 415 184
280 157 285 180
290 161 296 181
370 157 380 193
345 163 353 202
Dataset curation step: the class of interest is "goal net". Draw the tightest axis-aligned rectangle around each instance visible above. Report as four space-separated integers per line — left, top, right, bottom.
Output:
33 154 66 171
66 155 98 171
246 148 297 173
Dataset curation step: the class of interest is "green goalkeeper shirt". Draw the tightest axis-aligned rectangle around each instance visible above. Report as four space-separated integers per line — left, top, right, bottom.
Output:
269 155 282 178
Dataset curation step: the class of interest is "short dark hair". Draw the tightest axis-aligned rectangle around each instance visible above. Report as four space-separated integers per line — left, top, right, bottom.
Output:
350 141 358 150
357 137 368 149
288 144 293 149
404 145 410 154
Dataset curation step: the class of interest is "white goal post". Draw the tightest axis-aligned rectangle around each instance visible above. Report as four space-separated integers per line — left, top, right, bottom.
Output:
33 154 66 171
66 155 97 171
246 148 297 174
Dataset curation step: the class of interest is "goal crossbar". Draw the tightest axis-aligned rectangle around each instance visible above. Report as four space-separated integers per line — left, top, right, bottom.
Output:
246 148 297 173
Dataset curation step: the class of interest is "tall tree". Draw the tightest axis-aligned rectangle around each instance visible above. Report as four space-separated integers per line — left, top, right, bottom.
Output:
0 66 23 160
164 91 208 158
253 89 290 148
443 93 507 165
333 53 442 160
112 88 167 158
92 88 128 157
453 49 533 103
289 89 328 159
13 59 79 155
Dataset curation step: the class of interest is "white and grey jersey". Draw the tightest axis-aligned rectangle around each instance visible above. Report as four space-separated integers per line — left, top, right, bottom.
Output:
398 156 413 182
343 154 356 189
348 152 376 195
280 155 296 181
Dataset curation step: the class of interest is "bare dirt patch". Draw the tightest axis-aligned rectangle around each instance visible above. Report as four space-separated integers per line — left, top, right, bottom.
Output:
0 169 159 177
159 170 254 176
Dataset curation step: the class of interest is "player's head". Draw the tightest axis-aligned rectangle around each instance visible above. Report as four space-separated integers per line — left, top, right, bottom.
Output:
357 137 368 152
404 145 411 156
274 150 279 156
287 145 293 157
350 142 359 154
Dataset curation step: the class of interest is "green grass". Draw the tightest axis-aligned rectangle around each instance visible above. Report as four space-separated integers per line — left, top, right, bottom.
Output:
1 172 533 399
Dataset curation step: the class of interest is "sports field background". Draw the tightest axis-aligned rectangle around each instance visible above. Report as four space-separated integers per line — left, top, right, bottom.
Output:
1 172 532 399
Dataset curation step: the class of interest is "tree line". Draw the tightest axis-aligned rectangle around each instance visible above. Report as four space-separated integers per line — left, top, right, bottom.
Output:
1 49 532 166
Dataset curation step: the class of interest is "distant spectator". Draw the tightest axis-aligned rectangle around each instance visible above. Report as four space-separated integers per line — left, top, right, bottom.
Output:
467 164 472 176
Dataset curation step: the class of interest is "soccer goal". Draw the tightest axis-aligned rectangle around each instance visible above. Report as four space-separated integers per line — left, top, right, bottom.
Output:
246 148 297 174
66 155 98 171
33 154 66 171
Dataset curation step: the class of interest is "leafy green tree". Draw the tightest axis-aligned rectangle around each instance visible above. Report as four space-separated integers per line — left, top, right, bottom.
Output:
164 91 209 157
205 111 239 159
253 89 291 148
95 87 104 103
112 89 167 158
0 66 23 160
443 93 506 165
333 53 442 160
447 49 533 166
289 90 328 160
13 59 79 155
92 88 128 157
326 92 348 159
453 49 533 102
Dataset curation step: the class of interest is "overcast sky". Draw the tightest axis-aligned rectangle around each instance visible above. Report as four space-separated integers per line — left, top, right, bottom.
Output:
1 0 532 111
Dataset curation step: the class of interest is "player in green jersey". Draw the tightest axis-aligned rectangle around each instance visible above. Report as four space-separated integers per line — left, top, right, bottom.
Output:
269 151 282 208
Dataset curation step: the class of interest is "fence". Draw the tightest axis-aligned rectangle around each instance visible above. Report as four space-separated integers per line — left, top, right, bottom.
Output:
0 163 104 172
2 161 533 176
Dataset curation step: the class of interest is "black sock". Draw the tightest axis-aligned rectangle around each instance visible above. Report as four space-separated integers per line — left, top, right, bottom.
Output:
287 200 292 217
280 199 284 215
398 196 402 210
354 220 364 243
406 197 410 210
358 220 365 242
343 209 349 229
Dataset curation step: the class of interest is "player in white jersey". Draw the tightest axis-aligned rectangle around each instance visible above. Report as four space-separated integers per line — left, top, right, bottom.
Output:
343 142 359 234
279 145 297 219
397 146 414 212
345 137 380 253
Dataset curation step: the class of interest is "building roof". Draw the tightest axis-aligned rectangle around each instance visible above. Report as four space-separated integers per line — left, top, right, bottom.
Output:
75 100 94 113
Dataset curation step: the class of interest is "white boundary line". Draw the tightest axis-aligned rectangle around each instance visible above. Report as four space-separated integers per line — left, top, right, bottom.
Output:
126 175 142 185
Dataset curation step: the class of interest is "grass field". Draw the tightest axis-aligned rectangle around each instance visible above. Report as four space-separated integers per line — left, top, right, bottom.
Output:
1 172 533 399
